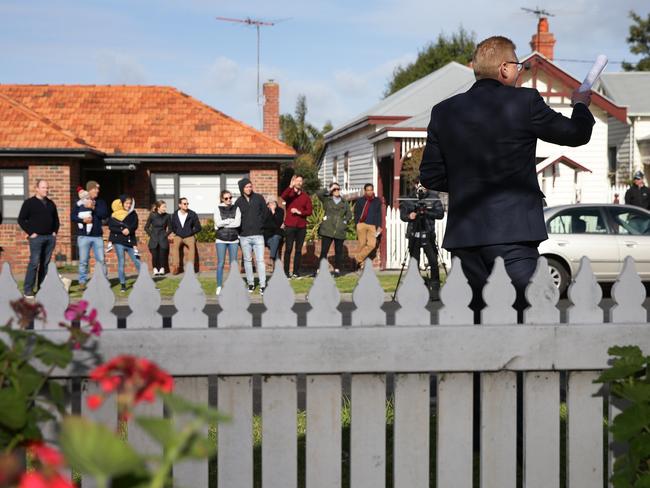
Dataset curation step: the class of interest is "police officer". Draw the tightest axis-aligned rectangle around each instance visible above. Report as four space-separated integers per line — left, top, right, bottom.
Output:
624 171 650 210
399 182 445 300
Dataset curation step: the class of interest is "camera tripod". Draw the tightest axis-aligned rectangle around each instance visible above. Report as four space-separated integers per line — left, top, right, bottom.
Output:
391 205 448 302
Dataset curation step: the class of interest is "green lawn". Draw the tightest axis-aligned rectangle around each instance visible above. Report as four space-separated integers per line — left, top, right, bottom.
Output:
18 267 444 299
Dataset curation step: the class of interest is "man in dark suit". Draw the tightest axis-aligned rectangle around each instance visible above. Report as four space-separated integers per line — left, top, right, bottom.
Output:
419 36 594 319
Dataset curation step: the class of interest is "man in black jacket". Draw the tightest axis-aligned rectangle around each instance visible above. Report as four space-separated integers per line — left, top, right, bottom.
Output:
235 177 269 293
420 35 594 318
624 171 650 210
170 197 201 274
17 179 59 297
399 183 445 300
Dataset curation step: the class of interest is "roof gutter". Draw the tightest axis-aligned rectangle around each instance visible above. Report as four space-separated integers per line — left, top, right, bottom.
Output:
0 148 103 158
112 153 295 163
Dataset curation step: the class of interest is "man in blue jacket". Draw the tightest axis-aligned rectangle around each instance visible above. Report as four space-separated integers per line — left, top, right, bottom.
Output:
353 183 382 270
420 36 594 317
71 180 109 290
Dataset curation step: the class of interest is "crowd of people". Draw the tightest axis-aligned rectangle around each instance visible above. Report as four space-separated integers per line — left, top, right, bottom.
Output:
13 175 389 298
13 167 650 300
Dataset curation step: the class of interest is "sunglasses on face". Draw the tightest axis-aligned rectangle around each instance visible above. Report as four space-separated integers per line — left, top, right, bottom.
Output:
332 187 340 192
180 202 189 206
223 197 232 201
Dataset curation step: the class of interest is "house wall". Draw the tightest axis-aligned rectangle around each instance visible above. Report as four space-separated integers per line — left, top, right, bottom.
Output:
321 125 378 190
609 115 632 183
523 72 611 204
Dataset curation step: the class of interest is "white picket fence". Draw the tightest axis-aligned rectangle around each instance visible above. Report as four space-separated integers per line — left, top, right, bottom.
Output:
607 184 629 204
385 205 450 270
1 256 649 488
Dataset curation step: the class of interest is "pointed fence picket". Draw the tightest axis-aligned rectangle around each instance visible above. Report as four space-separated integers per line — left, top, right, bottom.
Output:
1 254 648 488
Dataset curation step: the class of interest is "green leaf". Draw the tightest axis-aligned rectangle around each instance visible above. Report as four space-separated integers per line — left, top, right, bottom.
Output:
48 381 66 414
13 364 42 396
161 393 229 423
60 416 146 477
181 435 217 460
613 382 650 404
33 340 72 368
611 404 650 442
0 387 27 429
133 417 176 449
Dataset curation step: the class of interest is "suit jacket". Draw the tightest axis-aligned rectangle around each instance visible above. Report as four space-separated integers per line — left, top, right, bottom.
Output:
420 78 595 249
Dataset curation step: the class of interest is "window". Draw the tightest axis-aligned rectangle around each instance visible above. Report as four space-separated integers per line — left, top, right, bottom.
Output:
606 207 650 235
343 153 350 190
1 170 27 222
179 176 220 215
608 146 617 173
152 173 247 216
547 207 609 235
332 156 338 182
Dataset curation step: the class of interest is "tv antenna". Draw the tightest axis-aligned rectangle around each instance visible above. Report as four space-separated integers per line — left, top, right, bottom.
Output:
521 7 555 53
521 6 555 19
215 16 289 109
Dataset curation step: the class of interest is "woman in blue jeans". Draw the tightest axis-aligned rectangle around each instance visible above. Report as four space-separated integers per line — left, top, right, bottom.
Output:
214 190 241 296
108 195 141 292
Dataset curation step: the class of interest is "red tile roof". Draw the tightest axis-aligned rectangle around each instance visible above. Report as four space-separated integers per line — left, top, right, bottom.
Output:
0 84 295 156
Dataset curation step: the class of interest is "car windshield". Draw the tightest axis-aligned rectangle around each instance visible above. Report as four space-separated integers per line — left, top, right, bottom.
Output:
606 207 650 235
547 207 608 234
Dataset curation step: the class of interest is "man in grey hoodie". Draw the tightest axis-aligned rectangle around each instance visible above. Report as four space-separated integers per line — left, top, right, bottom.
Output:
234 177 269 294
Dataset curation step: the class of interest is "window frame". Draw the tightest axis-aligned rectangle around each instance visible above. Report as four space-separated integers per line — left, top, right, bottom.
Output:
151 172 248 218
604 206 650 236
332 156 338 182
343 152 350 190
0 170 28 224
546 206 612 235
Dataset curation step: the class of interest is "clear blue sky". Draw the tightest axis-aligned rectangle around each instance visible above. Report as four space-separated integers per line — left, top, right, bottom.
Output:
1 0 647 130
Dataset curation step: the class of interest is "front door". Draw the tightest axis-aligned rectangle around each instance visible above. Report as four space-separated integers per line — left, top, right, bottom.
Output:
82 170 124 208
378 155 393 206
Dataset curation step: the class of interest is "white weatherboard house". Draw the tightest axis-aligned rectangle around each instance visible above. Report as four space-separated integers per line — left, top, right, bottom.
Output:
319 19 629 209
599 72 650 184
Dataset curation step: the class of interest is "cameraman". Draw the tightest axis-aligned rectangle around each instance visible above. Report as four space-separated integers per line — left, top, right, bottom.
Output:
399 181 445 299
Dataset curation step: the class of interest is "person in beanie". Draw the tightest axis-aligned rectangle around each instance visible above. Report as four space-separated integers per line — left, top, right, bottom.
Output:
234 177 268 294
71 180 109 291
108 195 141 292
214 189 241 296
624 171 650 210
280 174 312 278
316 182 352 277
17 179 59 298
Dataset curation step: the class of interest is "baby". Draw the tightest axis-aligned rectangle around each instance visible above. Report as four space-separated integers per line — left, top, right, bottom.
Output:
76 186 93 234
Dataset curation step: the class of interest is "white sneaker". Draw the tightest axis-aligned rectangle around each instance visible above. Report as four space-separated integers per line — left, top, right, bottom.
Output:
154 268 161 276
216 286 222 296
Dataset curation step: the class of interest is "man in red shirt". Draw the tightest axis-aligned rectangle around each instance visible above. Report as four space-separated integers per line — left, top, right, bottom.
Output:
280 174 313 278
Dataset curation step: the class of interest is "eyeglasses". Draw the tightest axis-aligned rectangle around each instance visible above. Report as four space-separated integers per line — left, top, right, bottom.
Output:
332 187 340 192
223 197 232 201
505 61 525 72
180 202 189 206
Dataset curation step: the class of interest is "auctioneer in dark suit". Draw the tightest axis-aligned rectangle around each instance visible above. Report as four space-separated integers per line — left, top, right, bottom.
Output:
419 78 595 315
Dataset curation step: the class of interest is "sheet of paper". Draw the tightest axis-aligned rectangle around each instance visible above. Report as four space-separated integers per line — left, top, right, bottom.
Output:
578 55 608 93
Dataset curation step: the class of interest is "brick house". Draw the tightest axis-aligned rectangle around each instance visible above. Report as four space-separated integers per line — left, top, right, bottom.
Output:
0 81 295 273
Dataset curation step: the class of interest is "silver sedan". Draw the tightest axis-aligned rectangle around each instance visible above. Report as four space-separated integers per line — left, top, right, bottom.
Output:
538 204 650 294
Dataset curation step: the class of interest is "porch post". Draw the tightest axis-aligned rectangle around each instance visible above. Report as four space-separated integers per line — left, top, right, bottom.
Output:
392 139 402 208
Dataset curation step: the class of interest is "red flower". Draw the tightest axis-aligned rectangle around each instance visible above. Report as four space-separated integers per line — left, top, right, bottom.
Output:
86 394 103 410
87 355 174 420
27 442 64 469
19 472 73 488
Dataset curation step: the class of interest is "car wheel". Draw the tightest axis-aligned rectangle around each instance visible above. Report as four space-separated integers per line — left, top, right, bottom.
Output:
546 257 570 295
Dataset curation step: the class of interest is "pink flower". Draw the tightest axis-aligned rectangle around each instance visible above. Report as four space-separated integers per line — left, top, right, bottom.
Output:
64 301 88 321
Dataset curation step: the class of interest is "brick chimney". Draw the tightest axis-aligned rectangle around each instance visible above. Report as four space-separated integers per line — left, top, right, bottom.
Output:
263 80 280 140
530 17 556 60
